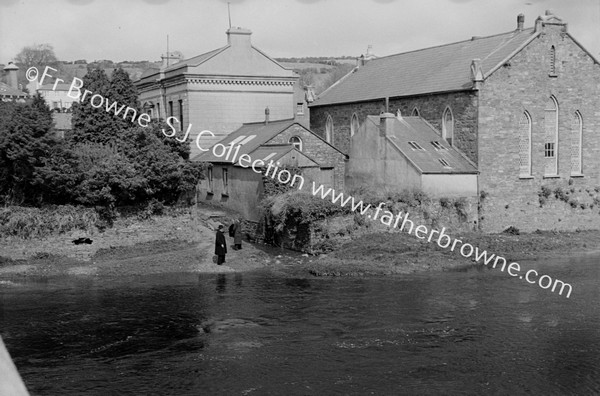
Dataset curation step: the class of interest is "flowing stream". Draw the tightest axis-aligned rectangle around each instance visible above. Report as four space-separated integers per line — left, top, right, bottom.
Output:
1 253 599 395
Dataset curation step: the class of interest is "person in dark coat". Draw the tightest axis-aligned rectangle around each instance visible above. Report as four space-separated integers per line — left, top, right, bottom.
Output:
233 218 243 250
215 224 227 265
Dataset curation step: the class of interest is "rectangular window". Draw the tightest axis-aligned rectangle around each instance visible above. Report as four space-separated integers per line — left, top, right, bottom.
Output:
207 167 213 194
544 142 555 158
178 100 184 132
296 103 304 115
156 103 160 120
168 101 173 118
431 141 446 151
438 158 452 168
222 168 229 196
408 141 424 150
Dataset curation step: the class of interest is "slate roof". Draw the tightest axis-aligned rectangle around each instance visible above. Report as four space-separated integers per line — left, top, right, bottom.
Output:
312 27 538 106
0 82 27 98
369 115 478 174
193 118 298 163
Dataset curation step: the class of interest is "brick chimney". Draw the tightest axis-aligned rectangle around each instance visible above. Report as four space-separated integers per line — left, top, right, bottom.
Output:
265 106 270 125
3 62 19 90
227 27 252 47
517 13 524 31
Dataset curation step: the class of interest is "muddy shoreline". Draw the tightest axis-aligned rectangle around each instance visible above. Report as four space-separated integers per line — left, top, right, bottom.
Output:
1 219 600 278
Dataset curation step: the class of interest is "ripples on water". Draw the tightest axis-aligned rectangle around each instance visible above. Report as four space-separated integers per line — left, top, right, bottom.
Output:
0 255 599 395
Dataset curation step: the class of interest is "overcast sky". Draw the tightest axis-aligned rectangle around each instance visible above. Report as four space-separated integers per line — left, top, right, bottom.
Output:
1 0 599 63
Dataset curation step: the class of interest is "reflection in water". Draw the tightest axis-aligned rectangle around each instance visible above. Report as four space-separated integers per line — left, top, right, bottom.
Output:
0 255 599 395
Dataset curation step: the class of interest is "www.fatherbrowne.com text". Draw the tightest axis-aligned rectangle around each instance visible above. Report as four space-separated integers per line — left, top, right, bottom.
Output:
206 140 573 299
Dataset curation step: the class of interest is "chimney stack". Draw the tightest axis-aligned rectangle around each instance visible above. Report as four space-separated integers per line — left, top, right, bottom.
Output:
379 112 395 136
265 107 270 125
227 27 252 48
517 13 525 31
3 62 19 90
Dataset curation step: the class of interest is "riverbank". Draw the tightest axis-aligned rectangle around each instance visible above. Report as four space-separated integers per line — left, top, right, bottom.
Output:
1 206 599 278
306 228 600 276
0 206 274 278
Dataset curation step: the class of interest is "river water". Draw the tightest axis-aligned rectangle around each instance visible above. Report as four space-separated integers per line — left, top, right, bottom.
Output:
1 253 599 395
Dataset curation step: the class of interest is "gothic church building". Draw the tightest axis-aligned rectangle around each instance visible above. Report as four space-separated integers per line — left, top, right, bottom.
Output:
309 12 600 232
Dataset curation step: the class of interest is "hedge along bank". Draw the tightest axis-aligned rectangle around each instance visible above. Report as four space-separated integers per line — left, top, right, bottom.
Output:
200 140 573 299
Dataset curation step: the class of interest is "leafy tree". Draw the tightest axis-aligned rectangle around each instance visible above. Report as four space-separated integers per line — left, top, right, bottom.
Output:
0 99 55 205
70 68 116 143
14 43 58 69
109 67 140 132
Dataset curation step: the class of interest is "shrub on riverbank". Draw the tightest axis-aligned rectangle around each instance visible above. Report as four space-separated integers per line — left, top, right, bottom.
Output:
0 205 99 239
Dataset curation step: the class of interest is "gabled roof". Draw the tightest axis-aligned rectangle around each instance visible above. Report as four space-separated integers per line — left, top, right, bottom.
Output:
369 115 478 174
192 118 346 165
193 118 297 163
0 82 27 98
312 27 538 106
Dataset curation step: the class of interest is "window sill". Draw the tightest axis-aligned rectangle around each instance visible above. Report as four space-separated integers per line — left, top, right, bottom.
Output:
518 175 534 179
548 73 557 78
207 191 214 195
221 193 229 197
570 173 584 178
543 174 560 179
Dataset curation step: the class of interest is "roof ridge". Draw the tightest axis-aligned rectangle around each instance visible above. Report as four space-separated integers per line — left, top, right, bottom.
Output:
371 27 535 63
241 118 296 126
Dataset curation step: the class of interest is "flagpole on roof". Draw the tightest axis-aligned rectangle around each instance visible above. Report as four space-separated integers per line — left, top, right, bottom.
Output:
228 2 232 28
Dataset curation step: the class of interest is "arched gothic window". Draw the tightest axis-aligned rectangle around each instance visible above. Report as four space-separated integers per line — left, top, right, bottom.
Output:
544 96 559 176
325 115 334 144
571 111 583 175
350 113 359 137
289 136 303 152
411 107 420 116
442 107 454 145
518 111 532 177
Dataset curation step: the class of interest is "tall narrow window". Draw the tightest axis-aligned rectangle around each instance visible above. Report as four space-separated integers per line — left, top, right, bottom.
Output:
207 167 213 194
168 101 173 118
544 96 559 176
571 111 583 175
350 113 359 137
411 107 420 116
325 115 334 143
442 107 454 145
156 103 161 119
549 45 556 75
178 100 184 132
518 111 532 177
222 168 229 196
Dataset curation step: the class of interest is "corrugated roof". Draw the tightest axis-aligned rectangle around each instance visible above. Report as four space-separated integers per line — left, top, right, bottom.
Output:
312 28 537 106
0 82 27 97
370 115 478 174
192 118 297 162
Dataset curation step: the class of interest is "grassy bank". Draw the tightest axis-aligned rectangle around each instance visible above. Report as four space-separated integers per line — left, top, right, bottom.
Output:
305 229 600 276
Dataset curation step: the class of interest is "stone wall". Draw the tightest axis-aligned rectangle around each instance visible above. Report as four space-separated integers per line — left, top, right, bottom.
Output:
267 124 347 190
309 91 479 164
478 21 600 232
262 196 479 254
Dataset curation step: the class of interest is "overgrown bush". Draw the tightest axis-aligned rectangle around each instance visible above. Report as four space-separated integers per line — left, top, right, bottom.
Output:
454 197 469 221
0 205 99 239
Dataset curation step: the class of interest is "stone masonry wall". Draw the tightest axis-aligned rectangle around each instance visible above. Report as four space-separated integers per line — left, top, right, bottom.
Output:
267 124 347 190
310 92 479 164
478 22 600 232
